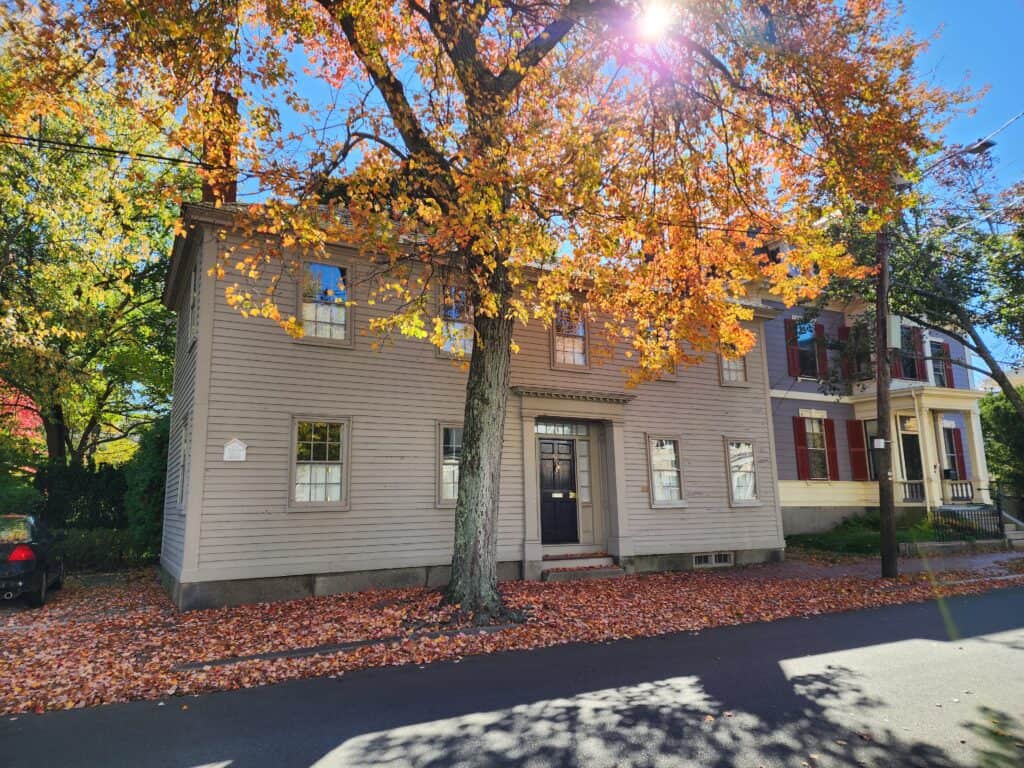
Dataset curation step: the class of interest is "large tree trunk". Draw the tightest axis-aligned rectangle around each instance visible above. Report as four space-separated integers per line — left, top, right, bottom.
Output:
447 293 515 620
42 405 69 466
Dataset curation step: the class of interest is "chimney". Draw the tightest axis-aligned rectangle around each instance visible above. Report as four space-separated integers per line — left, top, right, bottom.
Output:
201 88 239 204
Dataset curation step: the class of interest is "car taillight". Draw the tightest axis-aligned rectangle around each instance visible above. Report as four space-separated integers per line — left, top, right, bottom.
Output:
8 545 35 562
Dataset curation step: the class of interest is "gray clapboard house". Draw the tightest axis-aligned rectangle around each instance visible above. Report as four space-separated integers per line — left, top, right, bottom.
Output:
161 203 785 609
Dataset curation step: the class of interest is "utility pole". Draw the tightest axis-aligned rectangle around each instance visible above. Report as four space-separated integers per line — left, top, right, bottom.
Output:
875 224 898 578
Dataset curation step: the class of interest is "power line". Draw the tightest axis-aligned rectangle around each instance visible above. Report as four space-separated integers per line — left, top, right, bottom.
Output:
0 132 209 168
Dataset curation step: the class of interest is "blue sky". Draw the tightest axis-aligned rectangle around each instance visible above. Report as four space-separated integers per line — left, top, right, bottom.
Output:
899 1 1024 374
901 1 1024 190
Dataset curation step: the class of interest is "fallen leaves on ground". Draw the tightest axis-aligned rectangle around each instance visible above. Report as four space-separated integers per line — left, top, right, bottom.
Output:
2 564 1023 716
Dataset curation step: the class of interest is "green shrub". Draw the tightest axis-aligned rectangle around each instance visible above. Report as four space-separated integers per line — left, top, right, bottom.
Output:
123 416 169 558
55 528 156 572
34 462 127 529
787 511 937 555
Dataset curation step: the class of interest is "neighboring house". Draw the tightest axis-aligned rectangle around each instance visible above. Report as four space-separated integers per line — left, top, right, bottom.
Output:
764 303 991 534
160 204 786 609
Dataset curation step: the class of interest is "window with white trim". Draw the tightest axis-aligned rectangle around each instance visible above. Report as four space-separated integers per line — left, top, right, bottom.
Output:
440 286 473 357
177 411 191 509
805 418 829 481
553 305 587 367
648 436 684 506
294 420 346 504
726 439 758 503
720 353 748 384
438 424 463 504
301 262 348 340
187 258 200 344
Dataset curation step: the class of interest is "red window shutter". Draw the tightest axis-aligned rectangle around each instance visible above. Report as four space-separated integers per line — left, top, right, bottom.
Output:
942 342 955 388
837 326 853 380
784 318 800 377
890 349 902 379
814 324 828 378
913 328 927 380
846 419 869 481
952 427 968 480
823 418 840 480
793 416 810 480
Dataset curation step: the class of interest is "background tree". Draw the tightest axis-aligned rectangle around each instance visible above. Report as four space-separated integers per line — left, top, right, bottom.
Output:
979 387 1024 492
5 1 959 618
0 55 189 470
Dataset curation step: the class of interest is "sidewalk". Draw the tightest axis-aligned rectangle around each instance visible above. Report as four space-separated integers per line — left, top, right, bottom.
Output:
768 549 1023 580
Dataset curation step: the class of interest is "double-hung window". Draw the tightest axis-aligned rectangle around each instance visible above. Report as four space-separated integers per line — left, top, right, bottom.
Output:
187 258 200 345
553 306 587 368
647 436 684 507
177 411 191 510
725 439 758 504
784 318 824 379
301 262 349 341
796 322 819 378
720 353 748 385
440 286 473 357
804 418 829 480
438 425 463 505
293 419 347 506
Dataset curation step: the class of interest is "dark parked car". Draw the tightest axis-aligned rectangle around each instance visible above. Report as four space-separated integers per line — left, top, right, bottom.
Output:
0 515 64 607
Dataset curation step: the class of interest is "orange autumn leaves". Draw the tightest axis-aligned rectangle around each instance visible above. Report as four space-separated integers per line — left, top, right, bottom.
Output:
1 1 967 379
2 564 1023 716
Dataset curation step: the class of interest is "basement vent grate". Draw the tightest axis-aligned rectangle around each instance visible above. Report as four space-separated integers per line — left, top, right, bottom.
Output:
694 551 734 569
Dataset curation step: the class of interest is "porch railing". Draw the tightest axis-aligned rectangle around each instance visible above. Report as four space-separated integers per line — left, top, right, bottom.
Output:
899 480 926 503
932 505 1004 542
943 479 975 503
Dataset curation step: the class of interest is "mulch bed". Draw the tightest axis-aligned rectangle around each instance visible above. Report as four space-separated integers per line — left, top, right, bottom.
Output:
2 564 1024 716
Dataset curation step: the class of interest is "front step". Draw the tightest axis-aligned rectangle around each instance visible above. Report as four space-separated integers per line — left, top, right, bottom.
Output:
541 552 614 571
542 565 626 582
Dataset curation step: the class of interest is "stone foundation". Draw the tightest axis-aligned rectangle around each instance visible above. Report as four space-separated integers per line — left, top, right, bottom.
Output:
163 561 523 611
620 547 784 574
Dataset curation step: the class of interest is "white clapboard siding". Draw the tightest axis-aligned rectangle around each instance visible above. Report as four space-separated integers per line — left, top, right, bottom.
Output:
172 226 782 582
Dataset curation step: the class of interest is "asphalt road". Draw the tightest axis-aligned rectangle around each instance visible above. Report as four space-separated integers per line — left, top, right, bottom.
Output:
5 587 1024 768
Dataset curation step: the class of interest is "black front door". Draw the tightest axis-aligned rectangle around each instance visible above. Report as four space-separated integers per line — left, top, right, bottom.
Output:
540 439 579 544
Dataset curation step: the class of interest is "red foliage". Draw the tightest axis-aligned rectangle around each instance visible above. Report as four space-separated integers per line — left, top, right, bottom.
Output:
2 562 1023 716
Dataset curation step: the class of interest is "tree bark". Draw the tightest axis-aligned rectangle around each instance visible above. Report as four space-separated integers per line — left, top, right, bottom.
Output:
42 405 69 466
446 276 515 620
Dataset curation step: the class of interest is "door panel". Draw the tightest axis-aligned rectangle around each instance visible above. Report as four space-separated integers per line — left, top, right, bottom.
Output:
539 439 579 544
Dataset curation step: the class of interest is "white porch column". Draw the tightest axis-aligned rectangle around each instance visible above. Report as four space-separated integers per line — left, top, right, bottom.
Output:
604 419 634 559
964 407 992 504
915 399 943 511
521 413 543 579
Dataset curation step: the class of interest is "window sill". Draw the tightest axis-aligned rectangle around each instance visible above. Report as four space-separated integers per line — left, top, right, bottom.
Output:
551 362 591 372
719 380 752 389
436 500 457 509
291 335 355 350
651 500 689 510
729 500 764 508
288 502 350 513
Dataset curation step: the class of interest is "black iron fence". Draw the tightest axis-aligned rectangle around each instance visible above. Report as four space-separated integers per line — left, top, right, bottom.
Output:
931 504 1004 542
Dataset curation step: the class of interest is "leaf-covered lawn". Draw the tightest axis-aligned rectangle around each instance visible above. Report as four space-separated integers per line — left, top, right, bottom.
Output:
2 563 1024 716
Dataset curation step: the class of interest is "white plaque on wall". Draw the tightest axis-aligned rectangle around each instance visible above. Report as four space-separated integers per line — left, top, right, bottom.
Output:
223 438 248 462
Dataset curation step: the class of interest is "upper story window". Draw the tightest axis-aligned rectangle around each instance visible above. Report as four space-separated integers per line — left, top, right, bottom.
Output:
440 286 473 357
720 352 748 385
187 258 200 345
784 318 826 379
301 262 349 341
553 306 587 368
293 419 348 506
930 340 956 388
894 325 926 380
